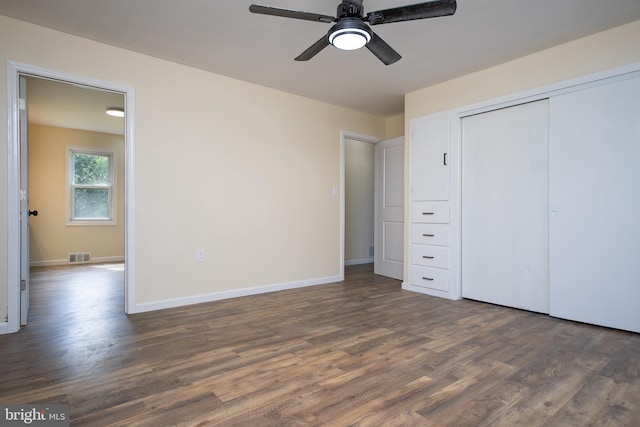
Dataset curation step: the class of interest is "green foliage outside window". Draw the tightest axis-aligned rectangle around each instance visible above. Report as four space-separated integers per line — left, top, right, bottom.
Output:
74 153 109 185
71 151 112 220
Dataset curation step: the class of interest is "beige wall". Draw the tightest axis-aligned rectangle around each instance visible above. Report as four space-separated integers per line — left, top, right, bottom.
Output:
344 139 375 264
404 19 640 282
406 20 640 120
28 124 125 264
0 15 386 320
385 114 404 139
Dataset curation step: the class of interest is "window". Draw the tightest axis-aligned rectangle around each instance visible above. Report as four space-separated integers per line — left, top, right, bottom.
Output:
67 146 116 225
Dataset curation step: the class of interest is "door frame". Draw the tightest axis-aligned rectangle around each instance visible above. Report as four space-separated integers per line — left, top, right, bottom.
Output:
5 61 137 333
340 130 381 280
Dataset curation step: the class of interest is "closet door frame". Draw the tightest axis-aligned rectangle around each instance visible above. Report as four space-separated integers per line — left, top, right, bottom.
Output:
445 62 640 301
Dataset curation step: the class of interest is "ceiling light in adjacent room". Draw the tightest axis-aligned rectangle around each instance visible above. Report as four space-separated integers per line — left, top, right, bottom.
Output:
105 107 124 118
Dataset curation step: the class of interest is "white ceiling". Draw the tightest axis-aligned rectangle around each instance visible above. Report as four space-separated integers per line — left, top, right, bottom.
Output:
3 0 640 122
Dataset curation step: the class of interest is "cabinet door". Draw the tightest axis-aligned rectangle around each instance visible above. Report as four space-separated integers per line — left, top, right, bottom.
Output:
549 75 640 333
411 113 449 201
461 99 550 314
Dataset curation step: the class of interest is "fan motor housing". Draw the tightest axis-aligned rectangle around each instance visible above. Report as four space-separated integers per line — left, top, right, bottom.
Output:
337 0 364 18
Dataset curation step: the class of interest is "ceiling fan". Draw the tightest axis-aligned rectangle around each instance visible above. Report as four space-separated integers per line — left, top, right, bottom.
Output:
249 0 457 65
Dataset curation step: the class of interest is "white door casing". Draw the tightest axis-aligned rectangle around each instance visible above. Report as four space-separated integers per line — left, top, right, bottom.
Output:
374 136 404 280
19 76 30 325
340 131 380 279
5 61 136 334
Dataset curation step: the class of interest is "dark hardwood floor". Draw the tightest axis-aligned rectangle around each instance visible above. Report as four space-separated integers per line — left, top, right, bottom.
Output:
1 263 639 426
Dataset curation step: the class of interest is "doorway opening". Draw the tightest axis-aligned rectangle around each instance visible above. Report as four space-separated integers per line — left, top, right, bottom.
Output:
341 132 405 281
341 131 404 281
6 62 136 334
344 137 376 269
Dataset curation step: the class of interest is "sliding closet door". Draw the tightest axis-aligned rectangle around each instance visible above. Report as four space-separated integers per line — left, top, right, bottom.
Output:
549 75 640 332
462 100 549 313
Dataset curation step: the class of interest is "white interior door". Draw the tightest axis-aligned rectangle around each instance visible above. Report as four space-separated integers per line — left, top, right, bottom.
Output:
374 136 404 280
19 75 30 326
549 75 640 332
461 100 550 313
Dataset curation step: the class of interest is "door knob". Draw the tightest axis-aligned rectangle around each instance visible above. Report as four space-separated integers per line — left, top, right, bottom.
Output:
28 210 38 217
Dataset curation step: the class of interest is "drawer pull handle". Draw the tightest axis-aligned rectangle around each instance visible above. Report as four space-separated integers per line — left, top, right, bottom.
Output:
422 212 434 215
422 277 434 281
422 256 435 259
422 233 435 237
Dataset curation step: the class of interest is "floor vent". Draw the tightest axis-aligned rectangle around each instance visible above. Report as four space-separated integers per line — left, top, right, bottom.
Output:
68 252 91 264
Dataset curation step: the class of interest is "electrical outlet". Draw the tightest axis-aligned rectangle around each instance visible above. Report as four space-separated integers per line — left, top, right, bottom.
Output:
196 249 205 262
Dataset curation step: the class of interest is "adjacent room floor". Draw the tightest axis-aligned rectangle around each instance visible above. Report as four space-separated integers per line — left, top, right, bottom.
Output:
0 263 639 426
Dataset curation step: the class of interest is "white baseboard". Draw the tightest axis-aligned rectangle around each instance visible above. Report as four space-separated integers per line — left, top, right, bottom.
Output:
133 274 343 314
402 281 457 300
30 256 125 267
0 321 17 334
344 258 374 266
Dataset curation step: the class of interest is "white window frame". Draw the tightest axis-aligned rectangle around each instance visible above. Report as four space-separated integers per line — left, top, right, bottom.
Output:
66 145 117 226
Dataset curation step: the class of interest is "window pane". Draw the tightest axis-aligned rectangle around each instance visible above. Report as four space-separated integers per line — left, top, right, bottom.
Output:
74 188 110 219
74 153 110 185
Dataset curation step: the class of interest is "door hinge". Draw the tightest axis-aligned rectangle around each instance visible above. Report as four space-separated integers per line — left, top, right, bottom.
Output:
19 98 26 111
20 279 26 291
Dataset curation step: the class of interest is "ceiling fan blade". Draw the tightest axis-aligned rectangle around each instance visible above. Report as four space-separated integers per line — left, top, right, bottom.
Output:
366 32 401 65
295 36 331 61
249 5 335 23
366 0 457 25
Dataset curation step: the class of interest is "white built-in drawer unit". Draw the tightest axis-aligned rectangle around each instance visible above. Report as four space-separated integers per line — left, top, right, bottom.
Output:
405 112 452 298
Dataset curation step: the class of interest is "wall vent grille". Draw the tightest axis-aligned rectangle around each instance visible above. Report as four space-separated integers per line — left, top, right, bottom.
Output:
68 252 91 264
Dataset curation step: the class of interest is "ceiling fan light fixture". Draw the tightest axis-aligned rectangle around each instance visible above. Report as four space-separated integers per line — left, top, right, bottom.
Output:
105 107 124 118
328 19 371 51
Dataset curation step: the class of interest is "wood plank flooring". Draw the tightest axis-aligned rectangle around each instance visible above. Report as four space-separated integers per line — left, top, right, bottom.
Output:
1 263 639 426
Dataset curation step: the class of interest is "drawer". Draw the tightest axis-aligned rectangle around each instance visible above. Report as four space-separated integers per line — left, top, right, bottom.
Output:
410 266 449 292
411 201 449 223
411 244 449 268
411 223 449 246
